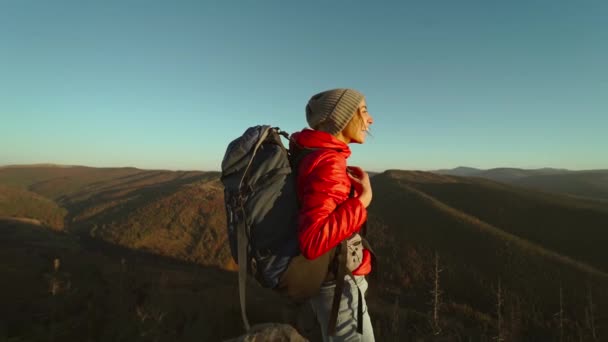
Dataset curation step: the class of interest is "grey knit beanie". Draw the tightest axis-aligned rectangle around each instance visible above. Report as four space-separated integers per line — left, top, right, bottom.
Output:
306 88 365 135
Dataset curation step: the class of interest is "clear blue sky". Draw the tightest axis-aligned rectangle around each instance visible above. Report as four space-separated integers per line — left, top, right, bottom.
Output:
1 1 606 172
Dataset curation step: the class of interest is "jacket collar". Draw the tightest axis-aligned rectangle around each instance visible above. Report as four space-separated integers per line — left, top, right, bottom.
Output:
290 129 351 159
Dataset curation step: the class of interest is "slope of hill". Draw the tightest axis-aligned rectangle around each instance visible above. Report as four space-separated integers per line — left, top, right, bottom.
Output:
0 185 67 229
384 170 608 272
0 166 142 196
510 171 608 201
15 167 231 269
0 218 313 342
368 170 608 340
2 165 607 341
84 177 232 268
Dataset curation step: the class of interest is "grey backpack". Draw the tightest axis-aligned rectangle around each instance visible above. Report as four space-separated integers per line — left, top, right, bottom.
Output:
221 125 367 335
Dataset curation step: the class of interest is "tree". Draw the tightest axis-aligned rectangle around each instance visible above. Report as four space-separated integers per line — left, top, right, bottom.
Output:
557 283 564 342
585 284 598 342
391 291 400 341
495 278 504 342
430 251 442 335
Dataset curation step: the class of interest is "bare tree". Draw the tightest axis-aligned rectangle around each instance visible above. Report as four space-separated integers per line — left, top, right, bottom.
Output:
430 251 442 335
576 321 584 342
495 279 504 342
119 257 126 304
553 282 565 342
391 291 400 341
559 283 564 342
49 259 58 342
508 295 522 342
585 284 598 341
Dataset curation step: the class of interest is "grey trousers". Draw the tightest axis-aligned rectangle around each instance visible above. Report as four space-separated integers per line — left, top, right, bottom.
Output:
309 276 375 342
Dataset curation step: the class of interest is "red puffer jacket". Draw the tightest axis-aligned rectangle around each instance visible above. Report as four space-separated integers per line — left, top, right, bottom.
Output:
290 129 372 276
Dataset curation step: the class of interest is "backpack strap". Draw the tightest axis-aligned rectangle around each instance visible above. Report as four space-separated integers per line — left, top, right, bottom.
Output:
238 127 273 190
237 202 251 332
327 240 348 336
327 241 365 336
235 127 276 333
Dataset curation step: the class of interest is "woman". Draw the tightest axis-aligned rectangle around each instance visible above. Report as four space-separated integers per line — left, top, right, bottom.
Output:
290 88 375 341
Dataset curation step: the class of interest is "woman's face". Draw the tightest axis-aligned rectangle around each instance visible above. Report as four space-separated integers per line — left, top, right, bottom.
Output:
339 99 374 144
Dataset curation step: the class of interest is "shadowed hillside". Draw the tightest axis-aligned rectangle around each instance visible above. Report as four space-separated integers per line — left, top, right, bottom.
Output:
385 170 608 273
511 171 608 202
0 218 319 341
367 170 607 341
1 165 607 341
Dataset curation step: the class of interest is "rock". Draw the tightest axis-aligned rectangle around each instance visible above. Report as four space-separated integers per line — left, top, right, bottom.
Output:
223 323 308 342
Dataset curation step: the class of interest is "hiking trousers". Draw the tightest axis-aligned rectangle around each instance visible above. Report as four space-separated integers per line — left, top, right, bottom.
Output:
309 275 375 342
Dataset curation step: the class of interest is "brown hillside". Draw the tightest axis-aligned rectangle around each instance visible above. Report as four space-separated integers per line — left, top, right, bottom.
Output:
0 166 142 197
368 170 608 340
2 166 607 340
383 170 608 272
511 171 608 202
0 218 315 341
90 178 232 268
0 185 67 229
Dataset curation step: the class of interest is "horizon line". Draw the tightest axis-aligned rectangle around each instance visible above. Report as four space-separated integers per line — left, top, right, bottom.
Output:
2 162 607 173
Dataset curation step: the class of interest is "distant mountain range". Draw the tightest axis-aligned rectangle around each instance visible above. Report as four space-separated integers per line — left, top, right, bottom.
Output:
1 164 607 341
433 166 608 201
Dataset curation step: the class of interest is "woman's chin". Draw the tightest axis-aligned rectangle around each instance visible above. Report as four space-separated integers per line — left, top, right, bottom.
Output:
358 133 368 143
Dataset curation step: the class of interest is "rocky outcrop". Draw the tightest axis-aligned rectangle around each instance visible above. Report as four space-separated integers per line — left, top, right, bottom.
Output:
223 323 308 342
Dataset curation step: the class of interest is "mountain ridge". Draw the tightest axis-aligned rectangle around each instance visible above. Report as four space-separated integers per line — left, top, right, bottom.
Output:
433 166 608 201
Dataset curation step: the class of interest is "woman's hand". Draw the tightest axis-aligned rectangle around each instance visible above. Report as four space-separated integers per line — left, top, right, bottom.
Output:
347 166 372 208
